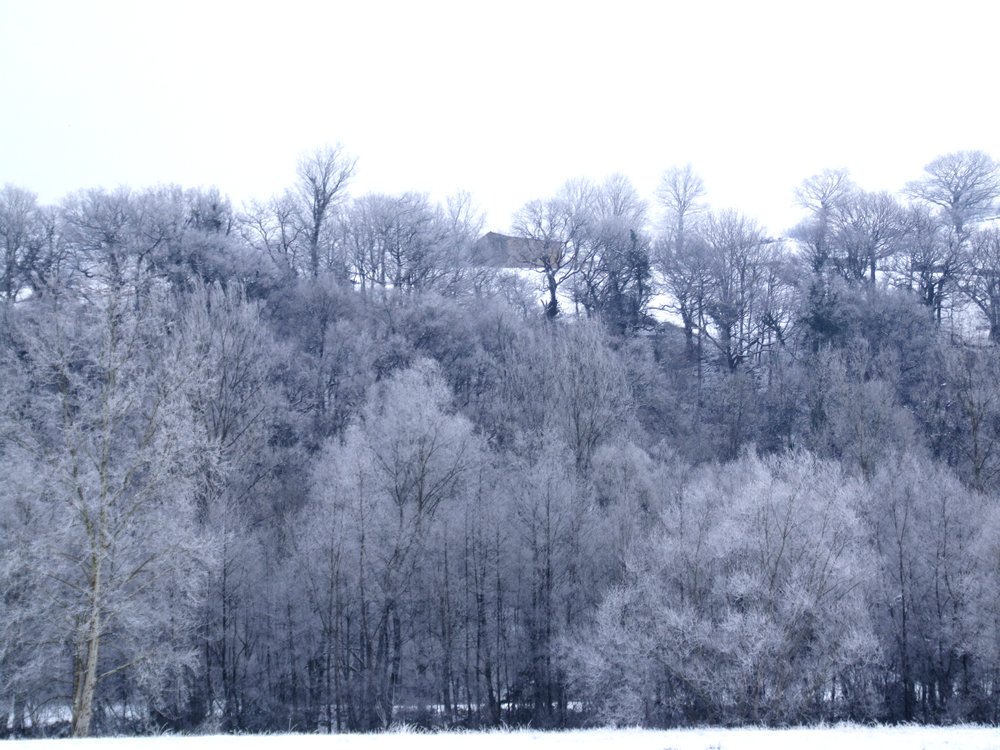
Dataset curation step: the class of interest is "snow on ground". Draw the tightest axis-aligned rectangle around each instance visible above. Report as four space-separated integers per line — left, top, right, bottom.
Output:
13 725 1000 749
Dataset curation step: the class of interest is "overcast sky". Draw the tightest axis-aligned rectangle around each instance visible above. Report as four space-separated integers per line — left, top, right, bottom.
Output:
2 0 999 235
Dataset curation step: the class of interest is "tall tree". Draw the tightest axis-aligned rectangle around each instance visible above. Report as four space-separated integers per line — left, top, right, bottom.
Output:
0 291 211 737
655 165 708 360
340 192 458 294
169 282 291 730
297 145 356 279
575 175 653 334
0 186 41 302
308 361 476 729
902 151 1000 325
891 205 961 321
906 150 1000 236
834 190 905 284
791 169 854 350
240 192 307 281
863 452 989 721
512 180 592 319
699 210 789 372
657 164 706 256
961 227 1000 342
792 168 854 274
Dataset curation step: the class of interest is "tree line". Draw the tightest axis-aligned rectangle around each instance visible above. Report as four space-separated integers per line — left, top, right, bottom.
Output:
2 147 1000 736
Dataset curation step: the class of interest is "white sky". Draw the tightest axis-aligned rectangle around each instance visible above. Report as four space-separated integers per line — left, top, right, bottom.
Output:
2 0 999 235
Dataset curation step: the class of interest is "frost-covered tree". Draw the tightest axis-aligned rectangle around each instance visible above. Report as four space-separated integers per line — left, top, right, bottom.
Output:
697 211 790 372
572 452 878 725
512 180 592 319
0 291 211 737
906 150 1000 236
168 282 291 730
0 186 44 302
862 452 992 721
573 175 653 334
307 361 476 729
961 228 1000 342
655 165 709 365
297 145 356 279
340 192 462 295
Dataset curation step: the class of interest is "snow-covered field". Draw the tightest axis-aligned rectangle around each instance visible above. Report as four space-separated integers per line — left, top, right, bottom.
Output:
12 726 1000 749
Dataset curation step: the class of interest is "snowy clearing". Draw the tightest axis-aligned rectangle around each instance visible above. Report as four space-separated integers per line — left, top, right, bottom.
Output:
12 726 1000 749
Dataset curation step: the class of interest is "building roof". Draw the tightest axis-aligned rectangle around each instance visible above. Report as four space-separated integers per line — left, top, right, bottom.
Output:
472 231 560 269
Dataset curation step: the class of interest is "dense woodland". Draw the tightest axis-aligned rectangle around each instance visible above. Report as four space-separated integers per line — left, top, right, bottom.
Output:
2 147 1000 736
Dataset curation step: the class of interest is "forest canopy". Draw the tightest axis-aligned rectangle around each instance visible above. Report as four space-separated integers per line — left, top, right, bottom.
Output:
2 148 1000 736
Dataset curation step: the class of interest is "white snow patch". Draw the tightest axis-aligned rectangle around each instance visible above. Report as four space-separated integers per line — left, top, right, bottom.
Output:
14 725 1000 749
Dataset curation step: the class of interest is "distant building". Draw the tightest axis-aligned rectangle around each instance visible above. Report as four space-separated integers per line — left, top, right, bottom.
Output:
472 231 560 269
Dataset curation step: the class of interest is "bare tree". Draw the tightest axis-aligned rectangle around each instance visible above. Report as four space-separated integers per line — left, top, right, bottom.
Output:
240 193 306 279
890 205 961 321
906 150 1000 236
340 192 455 294
0 186 41 302
863 452 988 721
893 152 1000 325
792 168 854 273
700 211 787 371
576 175 652 333
309 361 476 729
656 165 709 362
657 164 706 253
0 292 211 737
297 145 356 278
835 190 906 284
512 180 593 319
509 438 593 725
961 228 1000 342
939 345 1000 490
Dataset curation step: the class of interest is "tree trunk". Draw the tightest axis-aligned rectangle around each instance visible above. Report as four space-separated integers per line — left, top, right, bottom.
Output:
545 270 559 319
71 559 103 737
